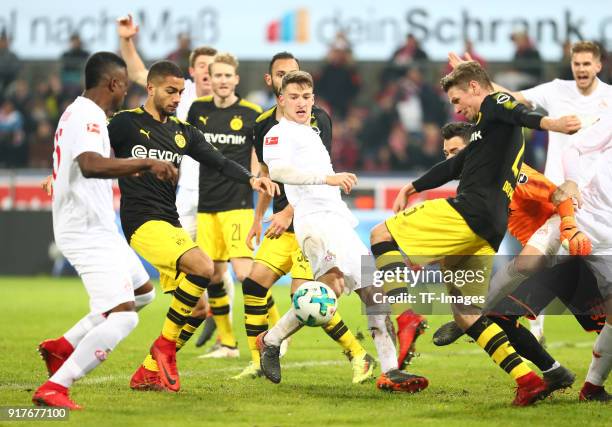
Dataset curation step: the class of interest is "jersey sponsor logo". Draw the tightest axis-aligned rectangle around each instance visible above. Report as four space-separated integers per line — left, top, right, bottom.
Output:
174 133 186 148
469 131 482 142
517 172 528 184
265 136 279 145
131 144 183 163
198 115 208 126
203 133 247 145
140 129 151 139
87 123 100 134
230 115 243 131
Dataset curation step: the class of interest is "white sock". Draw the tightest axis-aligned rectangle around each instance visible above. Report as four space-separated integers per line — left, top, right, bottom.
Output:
265 308 303 346
50 312 139 388
134 288 156 311
223 270 234 324
63 312 105 348
529 314 545 339
542 361 560 374
485 260 529 310
585 322 612 386
368 314 397 374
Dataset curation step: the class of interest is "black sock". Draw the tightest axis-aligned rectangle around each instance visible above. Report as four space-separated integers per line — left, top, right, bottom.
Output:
490 315 555 372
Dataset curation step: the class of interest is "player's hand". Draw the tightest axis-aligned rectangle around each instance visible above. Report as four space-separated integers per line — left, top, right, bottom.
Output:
326 172 358 194
264 209 293 240
149 160 178 183
250 176 279 197
392 182 417 213
117 14 139 39
543 115 581 135
246 220 263 250
40 175 53 196
448 51 474 69
559 216 592 256
553 180 582 208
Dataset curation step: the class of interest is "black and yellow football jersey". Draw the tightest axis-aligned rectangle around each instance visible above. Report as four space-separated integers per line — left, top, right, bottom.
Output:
108 106 253 241
412 92 545 250
253 105 332 230
187 96 262 213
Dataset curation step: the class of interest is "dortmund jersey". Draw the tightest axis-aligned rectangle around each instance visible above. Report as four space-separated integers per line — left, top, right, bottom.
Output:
188 96 261 213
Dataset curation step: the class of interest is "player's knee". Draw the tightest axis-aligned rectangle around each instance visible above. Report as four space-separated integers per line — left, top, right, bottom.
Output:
190 305 207 319
194 258 214 279
370 222 391 245
134 288 156 311
514 255 544 275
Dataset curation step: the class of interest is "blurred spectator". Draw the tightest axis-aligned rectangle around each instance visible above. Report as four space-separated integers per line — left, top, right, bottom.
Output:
167 33 192 78
443 39 486 75
60 33 89 98
0 98 26 167
391 33 428 66
557 40 574 80
316 36 361 119
0 30 20 95
28 120 53 168
511 31 543 83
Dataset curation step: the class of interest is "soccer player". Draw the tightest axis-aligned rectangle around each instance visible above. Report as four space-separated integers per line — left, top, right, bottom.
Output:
259 70 428 393
116 15 233 350
234 52 376 383
109 60 277 392
32 52 178 409
558 115 612 401
370 61 580 405
187 52 262 358
431 121 585 395
450 41 612 340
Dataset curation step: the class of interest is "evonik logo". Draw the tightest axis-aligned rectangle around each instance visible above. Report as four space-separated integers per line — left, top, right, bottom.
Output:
131 145 183 163
266 9 309 43
204 133 247 145
470 131 482 142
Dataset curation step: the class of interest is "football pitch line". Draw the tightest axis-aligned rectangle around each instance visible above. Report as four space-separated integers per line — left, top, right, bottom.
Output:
3 340 594 391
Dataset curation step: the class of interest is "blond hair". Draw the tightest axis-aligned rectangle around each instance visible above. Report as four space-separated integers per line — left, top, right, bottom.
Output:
440 61 493 92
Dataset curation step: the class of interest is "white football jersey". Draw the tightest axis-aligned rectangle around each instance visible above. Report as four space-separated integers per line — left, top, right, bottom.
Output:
52 96 116 238
565 114 612 250
521 78 612 185
176 79 200 190
263 118 351 220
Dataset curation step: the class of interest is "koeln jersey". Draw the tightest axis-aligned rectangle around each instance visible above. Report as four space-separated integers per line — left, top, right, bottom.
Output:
254 105 332 230
188 96 261 212
521 78 612 185
52 96 116 236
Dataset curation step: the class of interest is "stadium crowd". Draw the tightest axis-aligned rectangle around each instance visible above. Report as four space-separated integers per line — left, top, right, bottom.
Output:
0 29 610 172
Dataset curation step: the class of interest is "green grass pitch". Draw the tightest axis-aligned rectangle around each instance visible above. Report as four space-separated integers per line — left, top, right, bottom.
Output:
0 277 607 426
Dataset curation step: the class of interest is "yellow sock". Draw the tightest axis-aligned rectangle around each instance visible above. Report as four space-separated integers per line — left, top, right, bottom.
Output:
161 274 208 342
323 311 367 358
266 290 280 327
208 282 236 348
466 316 532 380
176 316 205 350
372 244 411 315
243 278 269 363
143 353 159 372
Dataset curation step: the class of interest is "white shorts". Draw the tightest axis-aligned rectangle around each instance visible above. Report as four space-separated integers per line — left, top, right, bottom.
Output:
293 210 368 293
176 186 198 239
57 231 148 314
526 215 561 256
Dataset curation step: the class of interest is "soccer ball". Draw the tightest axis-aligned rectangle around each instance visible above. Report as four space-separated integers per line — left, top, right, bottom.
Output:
292 281 338 326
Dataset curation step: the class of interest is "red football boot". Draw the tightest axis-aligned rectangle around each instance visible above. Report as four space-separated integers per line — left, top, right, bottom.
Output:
130 364 164 391
513 372 547 406
396 310 428 369
38 337 74 377
32 381 82 410
150 336 180 392
579 381 611 402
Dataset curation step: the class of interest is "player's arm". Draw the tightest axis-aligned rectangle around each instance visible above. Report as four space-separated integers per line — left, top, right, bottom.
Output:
77 152 177 181
116 14 148 87
393 148 466 213
187 127 278 197
246 162 273 249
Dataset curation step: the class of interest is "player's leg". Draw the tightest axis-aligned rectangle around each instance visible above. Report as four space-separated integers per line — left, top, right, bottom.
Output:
34 245 139 408
580 256 612 402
